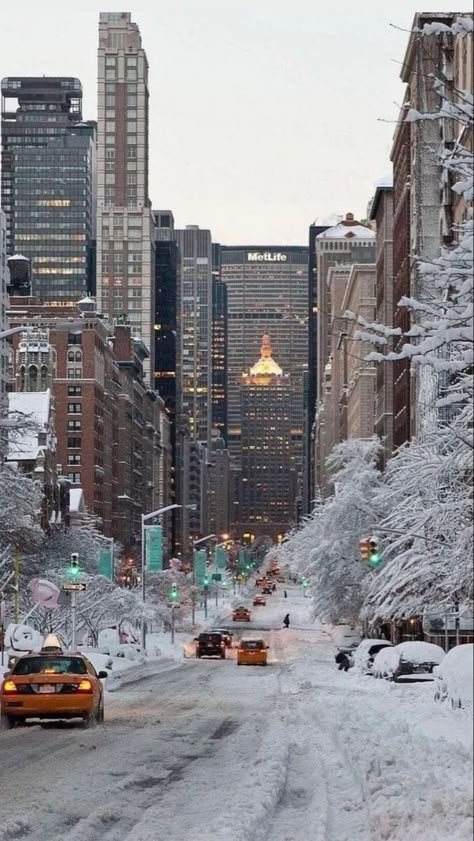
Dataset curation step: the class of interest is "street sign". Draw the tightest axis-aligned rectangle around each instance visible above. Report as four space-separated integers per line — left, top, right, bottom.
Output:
211 573 222 581
62 582 87 592
99 546 114 580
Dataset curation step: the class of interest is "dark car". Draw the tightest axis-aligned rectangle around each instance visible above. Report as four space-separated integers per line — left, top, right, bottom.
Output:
262 587 272 595
195 632 226 659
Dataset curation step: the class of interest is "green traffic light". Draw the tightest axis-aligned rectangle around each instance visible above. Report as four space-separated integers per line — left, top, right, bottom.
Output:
368 552 382 567
69 561 80 577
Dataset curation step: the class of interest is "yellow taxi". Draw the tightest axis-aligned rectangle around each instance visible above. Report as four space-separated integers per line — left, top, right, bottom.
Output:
237 639 268 666
0 635 107 729
232 606 251 622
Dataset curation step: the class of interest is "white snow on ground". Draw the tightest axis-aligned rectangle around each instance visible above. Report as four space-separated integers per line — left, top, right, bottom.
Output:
0 582 472 841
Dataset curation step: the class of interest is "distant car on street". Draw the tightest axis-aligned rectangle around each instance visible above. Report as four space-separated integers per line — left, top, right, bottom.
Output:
433 643 473 709
253 596 266 606
237 639 268 666
352 639 393 675
195 632 226 659
232 606 251 622
262 587 273 595
209 628 234 648
372 641 445 682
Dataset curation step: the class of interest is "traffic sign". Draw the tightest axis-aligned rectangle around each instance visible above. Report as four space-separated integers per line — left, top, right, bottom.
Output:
62 582 87 592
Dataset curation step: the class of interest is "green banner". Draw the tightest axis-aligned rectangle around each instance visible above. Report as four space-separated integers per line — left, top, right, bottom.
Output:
146 526 163 572
194 549 207 585
238 548 250 570
98 547 113 579
215 546 227 569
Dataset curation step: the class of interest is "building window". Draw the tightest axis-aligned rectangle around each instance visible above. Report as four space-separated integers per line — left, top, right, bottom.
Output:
67 367 82 379
127 145 137 160
67 420 82 431
67 350 82 363
68 333 82 345
68 403 82 414
68 472 81 484
67 454 82 466
67 437 81 448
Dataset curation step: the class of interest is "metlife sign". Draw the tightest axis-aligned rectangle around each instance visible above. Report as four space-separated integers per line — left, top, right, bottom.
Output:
247 252 288 263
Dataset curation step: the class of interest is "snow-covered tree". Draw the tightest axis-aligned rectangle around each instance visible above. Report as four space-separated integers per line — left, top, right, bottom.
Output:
277 438 385 624
0 464 44 554
145 570 196 630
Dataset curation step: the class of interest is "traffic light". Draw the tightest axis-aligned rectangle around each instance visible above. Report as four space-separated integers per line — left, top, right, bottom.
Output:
359 539 370 562
302 578 309 589
368 537 383 568
169 582 179 602
68 553 81 578
203 576 209 588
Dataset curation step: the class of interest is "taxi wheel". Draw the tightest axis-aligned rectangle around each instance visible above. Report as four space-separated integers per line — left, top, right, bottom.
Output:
97 700 105 724
0 713 15 730
83 711 98 729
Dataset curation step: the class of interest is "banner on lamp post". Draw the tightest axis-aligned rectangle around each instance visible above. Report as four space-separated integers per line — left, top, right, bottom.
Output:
98 546 114 580
193 549 207 585
146 526 163 572
215 546 227 570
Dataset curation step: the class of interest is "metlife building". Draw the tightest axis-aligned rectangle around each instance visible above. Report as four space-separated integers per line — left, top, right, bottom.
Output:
217 245 309 492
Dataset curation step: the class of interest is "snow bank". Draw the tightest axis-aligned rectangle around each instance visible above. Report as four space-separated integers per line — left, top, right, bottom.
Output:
434 644 474 709
105 656 182 691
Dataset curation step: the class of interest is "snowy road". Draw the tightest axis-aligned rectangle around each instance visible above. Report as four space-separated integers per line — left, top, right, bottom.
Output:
0 587 472 841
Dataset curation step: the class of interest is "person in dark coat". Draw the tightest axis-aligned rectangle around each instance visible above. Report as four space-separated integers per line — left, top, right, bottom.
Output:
272 583 276 592
335 651 350 672
283 613 290 628
284 590 287 598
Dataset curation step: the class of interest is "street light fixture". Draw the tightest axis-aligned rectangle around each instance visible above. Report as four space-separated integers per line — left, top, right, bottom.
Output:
0 325 33 341
140 503 196 648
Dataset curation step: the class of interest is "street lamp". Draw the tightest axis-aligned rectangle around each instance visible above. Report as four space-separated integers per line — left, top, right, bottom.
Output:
0 325 33 341
141 503 195 648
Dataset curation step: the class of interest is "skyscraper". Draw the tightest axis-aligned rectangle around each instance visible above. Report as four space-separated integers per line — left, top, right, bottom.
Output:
218 245 308 485
239 334 292 542
211 248 228 443
1 77 96 301
96 12 155 380
175 225 212 447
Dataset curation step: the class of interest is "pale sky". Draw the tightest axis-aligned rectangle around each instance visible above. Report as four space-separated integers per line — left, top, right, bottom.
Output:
0 1 471 244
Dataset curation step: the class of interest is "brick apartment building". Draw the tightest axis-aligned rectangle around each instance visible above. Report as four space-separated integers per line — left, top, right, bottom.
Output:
8 296 171 554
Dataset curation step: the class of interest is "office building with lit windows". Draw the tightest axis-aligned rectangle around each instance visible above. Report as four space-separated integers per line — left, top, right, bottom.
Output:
1 77 96 301
239 334 293 542
217 245 308 484
211 250 228 443
96 12 155 381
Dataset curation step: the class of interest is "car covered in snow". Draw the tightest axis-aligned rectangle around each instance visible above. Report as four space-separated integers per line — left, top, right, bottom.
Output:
433 643 473 709
352 639 393 674
331 624 361 654
372 641 445 682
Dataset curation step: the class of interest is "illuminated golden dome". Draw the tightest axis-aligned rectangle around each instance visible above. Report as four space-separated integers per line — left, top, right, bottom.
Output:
249 334 283 376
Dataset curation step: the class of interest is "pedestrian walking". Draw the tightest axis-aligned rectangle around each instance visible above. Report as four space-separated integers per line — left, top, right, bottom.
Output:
283 613 290 628
284 590 287 598
272 583 276 592
335 651 350 672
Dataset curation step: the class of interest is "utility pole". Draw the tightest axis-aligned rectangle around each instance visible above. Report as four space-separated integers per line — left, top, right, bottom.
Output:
170 604 176 645
71 590 77 651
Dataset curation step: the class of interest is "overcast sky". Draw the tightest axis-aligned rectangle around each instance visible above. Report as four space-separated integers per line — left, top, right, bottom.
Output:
0 1 470 244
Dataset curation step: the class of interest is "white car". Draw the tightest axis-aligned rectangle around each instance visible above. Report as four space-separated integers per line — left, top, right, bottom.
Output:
433 643 473 709
372 641 445 682
352 639 393 674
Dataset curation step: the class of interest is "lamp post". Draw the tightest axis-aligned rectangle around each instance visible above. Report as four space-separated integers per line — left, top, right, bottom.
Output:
191 533 216 625
0 325 33 341
141 503 195 649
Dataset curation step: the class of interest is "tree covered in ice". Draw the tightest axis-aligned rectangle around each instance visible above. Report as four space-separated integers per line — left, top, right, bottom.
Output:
276 438 385 624
0 464 43 554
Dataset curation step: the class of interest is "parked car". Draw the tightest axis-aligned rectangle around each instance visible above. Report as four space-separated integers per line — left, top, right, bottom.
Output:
331 624 361 652
433 643 473 709
352 639 393 674
237 639 268 666
195 632 226 659
373 641 445 682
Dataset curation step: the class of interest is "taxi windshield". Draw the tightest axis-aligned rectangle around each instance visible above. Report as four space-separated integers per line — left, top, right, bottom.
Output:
12 657 88 676
241 641 264 650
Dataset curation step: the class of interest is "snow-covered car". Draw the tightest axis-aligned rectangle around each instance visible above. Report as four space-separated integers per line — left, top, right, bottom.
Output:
373 641 445 682
80 649 114 675
433 643 473 709
352 639 393 674
331 624 361 653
